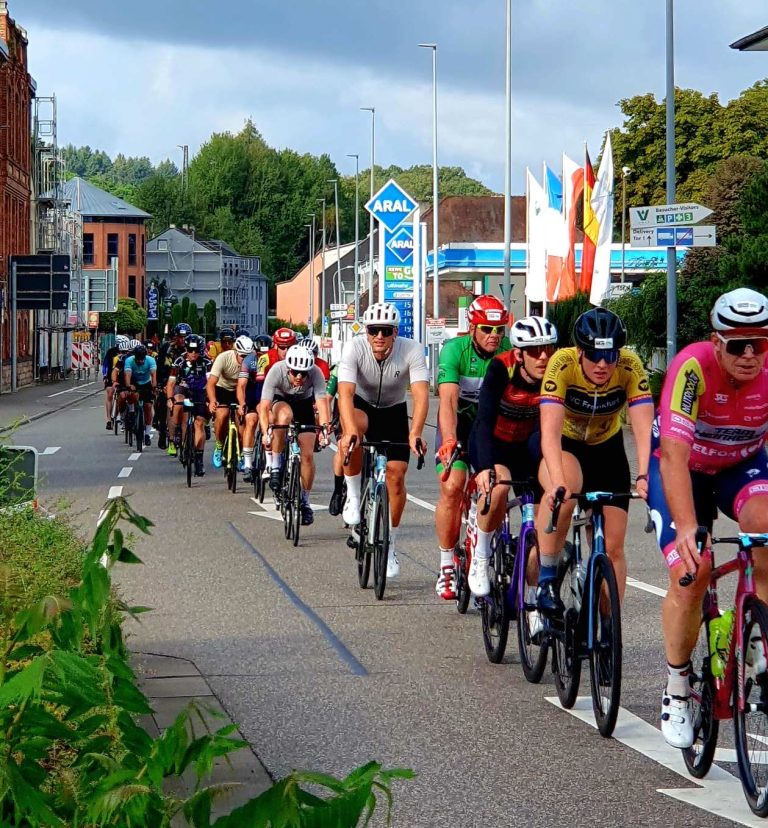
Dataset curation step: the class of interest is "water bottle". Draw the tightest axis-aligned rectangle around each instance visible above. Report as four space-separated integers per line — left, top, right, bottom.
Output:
708 609 734 679
570 560 585 612
290 439 301 457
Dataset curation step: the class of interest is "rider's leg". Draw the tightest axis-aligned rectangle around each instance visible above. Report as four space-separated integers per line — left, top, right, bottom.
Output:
603 505 629 601
435 466 467 564
341 409 369 524
243 411 258 470
298 432 316 493
105 384 114 424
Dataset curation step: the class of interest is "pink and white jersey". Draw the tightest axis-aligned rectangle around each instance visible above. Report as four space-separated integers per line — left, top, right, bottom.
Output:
658 341 768 473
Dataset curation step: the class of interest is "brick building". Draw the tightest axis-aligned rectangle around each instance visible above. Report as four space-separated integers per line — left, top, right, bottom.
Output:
0 0 34 388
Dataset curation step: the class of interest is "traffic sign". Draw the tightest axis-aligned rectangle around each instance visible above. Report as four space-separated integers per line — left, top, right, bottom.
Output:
330 309 347 320
426 317 446 344
330 303 347 311
629 202 713 229
386 225 414 264
365 178 418 232
87 311 100 329
349 321 364 335
630 225 717 248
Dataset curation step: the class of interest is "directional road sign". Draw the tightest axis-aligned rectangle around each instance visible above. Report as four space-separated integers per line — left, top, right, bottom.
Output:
365 178 418 232
629 202 713 229
630 225 717 248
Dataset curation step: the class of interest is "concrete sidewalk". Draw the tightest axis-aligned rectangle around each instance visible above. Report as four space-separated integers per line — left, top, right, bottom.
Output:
0 374 103 434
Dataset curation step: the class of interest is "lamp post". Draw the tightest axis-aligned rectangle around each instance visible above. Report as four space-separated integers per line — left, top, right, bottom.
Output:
328 179 342 308
620 166 632 283
347 153 360 319
665 0 677 361
317 198 326 333
305 217 315 335
361 107 376 302
502 0 512 318
419 43 439 320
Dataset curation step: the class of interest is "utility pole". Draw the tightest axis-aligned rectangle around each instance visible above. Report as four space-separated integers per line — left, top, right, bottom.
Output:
317 197 326 333
502 0 512 317
361 107 376 302
328 179 342 309
665 0 677 361
347 154 360 319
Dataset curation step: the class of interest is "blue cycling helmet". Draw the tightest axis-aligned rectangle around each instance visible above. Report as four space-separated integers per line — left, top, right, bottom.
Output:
174 322 192 337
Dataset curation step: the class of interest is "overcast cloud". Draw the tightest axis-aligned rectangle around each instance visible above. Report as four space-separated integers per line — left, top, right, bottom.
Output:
16 1 768 191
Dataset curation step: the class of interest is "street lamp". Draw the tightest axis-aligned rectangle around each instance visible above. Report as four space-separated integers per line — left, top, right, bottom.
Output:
361 107 376 301
665 0 677 361
328 179 342 307
418 43 439 321
347 153 360 319
502 0 512 319
317 198 326 335
620 166 632 283
305 216 315 335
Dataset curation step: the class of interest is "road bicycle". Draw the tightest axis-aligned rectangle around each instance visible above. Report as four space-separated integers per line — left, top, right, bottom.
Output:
153 386 169 450
176 396 197 488
441 442 473 614
679 529 768 817
123 391 146 453
545 487 644 738
344 438 425 601
252 426 268 503
220 403 241 493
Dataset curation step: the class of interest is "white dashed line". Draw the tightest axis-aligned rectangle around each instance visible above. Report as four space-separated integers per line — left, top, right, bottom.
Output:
41 446 61 455
107 486 123 499
128 452 141 461
117 467 133 478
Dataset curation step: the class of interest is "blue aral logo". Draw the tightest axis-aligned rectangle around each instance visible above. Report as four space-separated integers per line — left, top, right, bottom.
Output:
365 178 418 232
386 226 414 264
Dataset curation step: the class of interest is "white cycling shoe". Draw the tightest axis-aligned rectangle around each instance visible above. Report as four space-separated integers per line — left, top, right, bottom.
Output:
386 547 400 579
660 689 694 749
468 556 490 597
342 498 360 526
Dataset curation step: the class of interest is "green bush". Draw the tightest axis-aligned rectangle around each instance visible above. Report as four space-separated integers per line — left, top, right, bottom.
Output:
546 292 594 347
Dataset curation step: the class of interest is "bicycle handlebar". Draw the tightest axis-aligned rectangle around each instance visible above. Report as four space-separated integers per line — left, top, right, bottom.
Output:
480 469 497 516
440 442 463 482
679 526 710 588
545 486 567 534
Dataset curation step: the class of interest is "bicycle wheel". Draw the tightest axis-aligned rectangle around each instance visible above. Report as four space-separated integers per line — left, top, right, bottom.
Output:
372 485 390 601
682 613 719 778
517 531 549 684
253 439 265 501
588 553 622 738
290 457 302 547
111 396 119 436
125 410 132 447
356 485 371 589
135 407 144 453
454 497 472 615
552 544 582 709
282 471 293 540
734 596 768 816
481 534 510 664
226 431 238 493
184 423 193 488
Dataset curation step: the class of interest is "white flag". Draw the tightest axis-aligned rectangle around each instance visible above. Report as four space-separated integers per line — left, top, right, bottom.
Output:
589 133 615 305
526 169 547 302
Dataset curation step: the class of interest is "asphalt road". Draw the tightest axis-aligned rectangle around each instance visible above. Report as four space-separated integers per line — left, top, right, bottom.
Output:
12 397 760 827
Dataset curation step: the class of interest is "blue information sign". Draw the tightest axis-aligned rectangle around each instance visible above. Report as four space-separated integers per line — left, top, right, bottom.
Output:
365 179 418 233
383 224 415 339
147 286 159 321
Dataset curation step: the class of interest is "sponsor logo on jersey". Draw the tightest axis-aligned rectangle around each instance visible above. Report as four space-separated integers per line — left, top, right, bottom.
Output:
638 378 650 392
679 368 700 416
543 379 558 393
714 393 729 404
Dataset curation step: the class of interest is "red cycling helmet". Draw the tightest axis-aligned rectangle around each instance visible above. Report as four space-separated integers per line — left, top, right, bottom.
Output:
273 327 298 348
467 295 510 327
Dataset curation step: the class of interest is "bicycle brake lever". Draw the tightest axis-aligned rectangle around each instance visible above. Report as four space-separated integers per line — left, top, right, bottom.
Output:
416 438 425 470
545 486 567 535
679 526 709 588
644 508 655 534
480 470 496 516
343 435 357 467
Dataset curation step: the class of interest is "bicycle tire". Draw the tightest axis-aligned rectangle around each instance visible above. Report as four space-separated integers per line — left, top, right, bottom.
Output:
135 406 144 454
253 439 265 501
552 546 581 709
125 411 132 447
226 428 238 493
734 596 768 816
357 483 371 589
481 533 510 664
111 395 119 436
185 422 193 488
682 614 719 778
588 554 623 738
372 485 390 600
283 474 293 540
517 531 549 684
290 457 301 547
455 496 472 614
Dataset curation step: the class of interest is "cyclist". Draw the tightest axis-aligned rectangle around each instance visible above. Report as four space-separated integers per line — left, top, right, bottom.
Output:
257 327 297 475
206 326 236 361
123 344 158 447
536 307 653 614
157 323 191 449
326 363 346 516
260 345 330 525
648 287 768 748
166 334 211 476
103 335 130 430
434 295 512 599
239 338 271 483
206 334 252 468
468 316 558 600
254 334 272 354
300 336 331 380
114 338 144 430
109 337 133 428
337 302 430 578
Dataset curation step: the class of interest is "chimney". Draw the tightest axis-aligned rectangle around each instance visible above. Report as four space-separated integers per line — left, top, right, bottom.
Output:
169 223 176 229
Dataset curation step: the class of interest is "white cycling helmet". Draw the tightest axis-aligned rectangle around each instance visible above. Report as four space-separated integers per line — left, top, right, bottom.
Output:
711 288 768 332
362 302 400 326
116 335 131 352
285 344 315 372
234 334 254 355
510 316 558 348
129 339 141 349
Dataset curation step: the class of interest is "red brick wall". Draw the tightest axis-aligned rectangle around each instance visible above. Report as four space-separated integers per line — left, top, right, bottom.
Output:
84 220 147 306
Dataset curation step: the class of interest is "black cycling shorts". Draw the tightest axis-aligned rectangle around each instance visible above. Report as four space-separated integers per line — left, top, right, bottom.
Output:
469 432 543 503
134 382 155 404
273 395 316 428
562 431 631 512
354 394 410 464
215 386 237 407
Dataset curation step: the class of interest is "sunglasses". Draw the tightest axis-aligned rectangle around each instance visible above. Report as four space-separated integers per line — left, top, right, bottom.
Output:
521 344 556 358
277 344 290 351
717 333 768 356
288 368 308 378
367 325 395 338
583 349 620 364
477 325 505 335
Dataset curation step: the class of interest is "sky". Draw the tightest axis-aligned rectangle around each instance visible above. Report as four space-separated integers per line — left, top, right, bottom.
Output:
15 0 768 193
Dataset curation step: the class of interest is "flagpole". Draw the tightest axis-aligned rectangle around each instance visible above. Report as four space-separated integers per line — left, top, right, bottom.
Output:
525 166 530 315
542 160 548 317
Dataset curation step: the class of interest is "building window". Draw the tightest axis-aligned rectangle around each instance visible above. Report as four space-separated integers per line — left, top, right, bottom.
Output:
83 233 94 265
128 275 136 299
107 233 119 262
158 239 168 252
128 233 137 265
142 235 146 266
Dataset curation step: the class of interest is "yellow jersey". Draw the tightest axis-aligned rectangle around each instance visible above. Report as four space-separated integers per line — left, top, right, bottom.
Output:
540 347 652 445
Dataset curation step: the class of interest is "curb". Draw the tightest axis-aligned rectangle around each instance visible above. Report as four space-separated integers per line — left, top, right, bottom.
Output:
0 383 103 435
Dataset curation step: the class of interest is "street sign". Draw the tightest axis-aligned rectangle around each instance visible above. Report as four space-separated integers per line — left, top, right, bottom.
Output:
349 321 364 335
365 178 418 232
629 202 713 229
329 303 347 311
87 311 99 329
630 225 717 248
10 254 70 311
330 309 347 320
426 317 446 344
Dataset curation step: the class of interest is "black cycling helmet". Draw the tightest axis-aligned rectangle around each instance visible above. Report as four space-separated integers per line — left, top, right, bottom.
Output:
219 327 236 341
133 344 148 360
143 339 155 350
573 308 626 351
173 322 192 337
254 334 272 351
184 333 203 351
235 327 250 338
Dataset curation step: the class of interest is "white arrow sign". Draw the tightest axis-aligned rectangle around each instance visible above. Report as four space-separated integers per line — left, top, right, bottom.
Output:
630 202 713 229
631 225 717 248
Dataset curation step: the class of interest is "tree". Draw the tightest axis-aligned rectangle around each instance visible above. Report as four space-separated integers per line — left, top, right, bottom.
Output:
99 298 147 335
203 300 217 338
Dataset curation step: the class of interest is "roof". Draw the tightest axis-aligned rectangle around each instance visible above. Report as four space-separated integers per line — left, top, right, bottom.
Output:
730 26 768 51
421 195 526 246
54 177 151 219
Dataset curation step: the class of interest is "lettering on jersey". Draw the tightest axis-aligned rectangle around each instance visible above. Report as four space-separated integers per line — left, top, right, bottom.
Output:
679 369 700 416
748 467 761 478
564 388 626 417
696 423 768 443
715 393 729 404
638 378 650 392
543 379 558 393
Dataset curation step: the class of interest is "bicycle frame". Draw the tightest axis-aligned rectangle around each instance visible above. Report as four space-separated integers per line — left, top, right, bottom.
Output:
360 445 387 546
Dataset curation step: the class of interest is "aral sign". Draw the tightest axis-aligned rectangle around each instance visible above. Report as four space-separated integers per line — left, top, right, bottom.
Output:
365 179 418 232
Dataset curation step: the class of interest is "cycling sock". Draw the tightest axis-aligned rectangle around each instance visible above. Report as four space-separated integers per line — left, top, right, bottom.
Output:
538 554 559 582
273 453 284 471
389 525 398 551
345 472 361 503
666 662 692 697
333 474 344 495
195 450 204 462
243 447 254 469
301 490 309 506
215 441 223 450
440 547 454 567
266 450 273 470
474 528 492 560
144 425 152 436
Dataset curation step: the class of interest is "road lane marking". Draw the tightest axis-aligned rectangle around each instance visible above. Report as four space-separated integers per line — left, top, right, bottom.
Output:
118 467 133 478
129 453 142 461
249 509 283 522
47 381 97 397
547 697 763 826
41 446 61 455
626 576 667 598
228 523 368 676
97 486 124 531
107 486 123 499
406 493 436 513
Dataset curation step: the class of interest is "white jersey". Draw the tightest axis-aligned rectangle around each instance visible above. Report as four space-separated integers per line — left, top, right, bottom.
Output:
261 360 327 403
337 335 429 408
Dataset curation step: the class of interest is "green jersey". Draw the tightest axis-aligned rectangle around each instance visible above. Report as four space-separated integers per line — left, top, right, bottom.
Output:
437 334 513 420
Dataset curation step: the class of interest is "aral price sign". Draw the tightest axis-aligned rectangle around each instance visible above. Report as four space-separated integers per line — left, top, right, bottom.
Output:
629 202 713 229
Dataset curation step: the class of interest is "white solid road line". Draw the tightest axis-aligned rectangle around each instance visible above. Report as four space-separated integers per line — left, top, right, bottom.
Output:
547 696 765 827
129 453 142 461
41 446 61 455
46 381 97 398
117 467 132 478
406 493 437 513
626 576 668 598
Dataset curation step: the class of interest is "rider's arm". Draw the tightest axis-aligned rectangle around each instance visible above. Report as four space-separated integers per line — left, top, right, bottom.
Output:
659 437 697 535
437 384 459 444
206 372 218 408
409 381 429 441
258 369 278 433
628 401 654 479
472 358 508 472
336 340 359 437
540 402 567 487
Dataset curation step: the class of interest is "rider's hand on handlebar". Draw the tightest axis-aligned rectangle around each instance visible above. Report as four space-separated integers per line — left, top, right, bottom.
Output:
475 468 493 498
208 400 218 415
262 429 272 448
674 525 706 579
546 483 571 511
634 474 649 501
319 425 330 449
409 432 426 457
435 438 457 466
339 432 361 457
